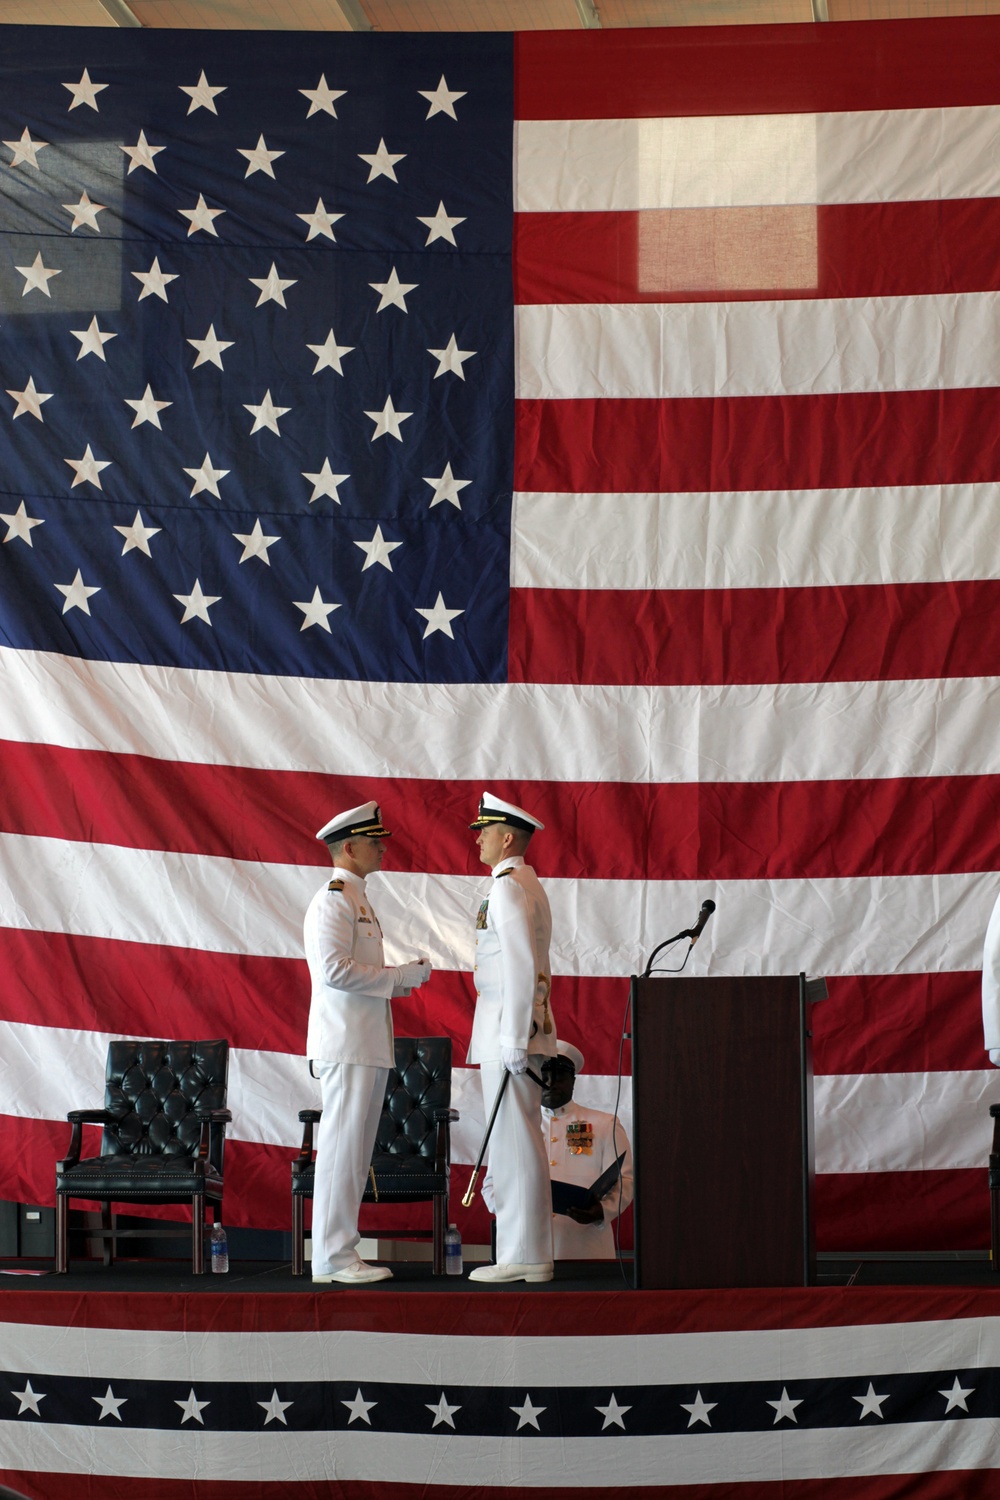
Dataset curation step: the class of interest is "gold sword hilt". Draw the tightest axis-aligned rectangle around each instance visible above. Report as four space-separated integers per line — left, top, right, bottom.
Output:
461 1167 479 1209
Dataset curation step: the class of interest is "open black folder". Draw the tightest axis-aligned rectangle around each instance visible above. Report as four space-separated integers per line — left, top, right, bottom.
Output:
550 1151 626 1216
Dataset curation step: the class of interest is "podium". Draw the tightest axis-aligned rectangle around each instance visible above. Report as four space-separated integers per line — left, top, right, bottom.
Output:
631 973 821 1289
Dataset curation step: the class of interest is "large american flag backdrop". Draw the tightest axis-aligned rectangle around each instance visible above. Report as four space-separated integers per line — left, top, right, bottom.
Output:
2 14 1000 1262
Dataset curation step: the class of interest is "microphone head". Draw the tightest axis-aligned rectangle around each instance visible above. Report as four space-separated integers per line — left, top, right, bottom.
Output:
701 899 716 913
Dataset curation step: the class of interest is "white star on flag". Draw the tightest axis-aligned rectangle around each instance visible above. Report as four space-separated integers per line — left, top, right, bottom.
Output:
595 1393 631 1430
183 454 230 499
302 460 349 503
63 190 105 232
114 510 161 557
297 198 344 242
370 266 417 313
307 330 354 375
358 137 405 183
257 1388 293 1426
417 201 466 246
510 1393 545 1431
854 1381 890 1420
423 462 471 510
418 75 466 119
175 1388 211 1424
7 376 52 421
92 1380 127 1416
416 592 463 639
300 74 345 118
174 579 221 626
15 252 61 298
365 395 412 442
249 263 297 308
342 1388 377 1425
233 519 281 564
681 1390 717 1428
133 257 178 303
179 71 226 115
428 334 476 380
355 524 402 571
188 325 233 370
244 390 290 435
71 316 117 362
5 128 48 168
11 1380 46 1415
293 586 340 632
425 1393 461 1429
120 129 164 174
65 445 111 490
938 1376 974 1413
767 1387 804 1424
63 68 107 111
239 134 284 179
179 194 225 237
57 571 101 616
1 502 44 546
125 385 172 430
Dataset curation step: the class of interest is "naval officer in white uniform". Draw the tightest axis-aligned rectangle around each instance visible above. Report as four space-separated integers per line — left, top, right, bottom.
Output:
304 801 431 1285
467 791 558 1284
540 1041 633 1260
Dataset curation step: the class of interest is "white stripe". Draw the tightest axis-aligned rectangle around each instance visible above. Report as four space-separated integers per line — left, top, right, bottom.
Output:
814 1071 995 1175
516 292 1000 401
4 648 1000 786
512 483 1000 592
516 106 1000 212
2 834 998 978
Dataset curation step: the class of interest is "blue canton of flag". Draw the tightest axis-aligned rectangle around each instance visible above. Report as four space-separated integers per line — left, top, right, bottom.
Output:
0 27 514 684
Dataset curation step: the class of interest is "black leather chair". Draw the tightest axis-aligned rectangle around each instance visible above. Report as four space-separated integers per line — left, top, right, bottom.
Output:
292 1036 458 1276
55 1039 231 1275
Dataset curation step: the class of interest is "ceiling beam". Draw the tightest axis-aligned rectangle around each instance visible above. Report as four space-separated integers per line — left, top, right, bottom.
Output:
575 0 601 26
337 0 374 28
97 0 142 24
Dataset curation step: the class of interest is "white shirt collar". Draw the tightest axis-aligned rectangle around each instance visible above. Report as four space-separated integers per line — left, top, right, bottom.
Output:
492 854 525 876
331 866 366 892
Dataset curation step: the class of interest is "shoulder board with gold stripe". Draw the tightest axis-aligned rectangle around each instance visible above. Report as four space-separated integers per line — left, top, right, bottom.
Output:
327 878 346 892
495 868 514 879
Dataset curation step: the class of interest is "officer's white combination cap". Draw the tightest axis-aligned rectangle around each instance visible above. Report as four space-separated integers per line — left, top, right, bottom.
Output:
316 800 392 844
557 1040 585 1074
469 790 544 833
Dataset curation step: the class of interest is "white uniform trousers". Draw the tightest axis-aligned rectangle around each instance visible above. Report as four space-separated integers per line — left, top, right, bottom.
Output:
311 1061 389 1276
480 1057 554 1266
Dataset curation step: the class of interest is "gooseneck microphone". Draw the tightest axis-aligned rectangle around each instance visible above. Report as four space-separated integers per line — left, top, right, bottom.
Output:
688 899 716 944
641 898 718 977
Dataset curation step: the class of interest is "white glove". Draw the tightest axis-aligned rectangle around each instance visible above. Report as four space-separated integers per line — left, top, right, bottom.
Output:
396 959 431 990
501 1047 528 1074
990 1049 1000 1068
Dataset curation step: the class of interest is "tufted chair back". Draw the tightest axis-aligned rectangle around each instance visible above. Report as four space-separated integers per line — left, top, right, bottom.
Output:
102 1039 229 1175
374 1036 451 1162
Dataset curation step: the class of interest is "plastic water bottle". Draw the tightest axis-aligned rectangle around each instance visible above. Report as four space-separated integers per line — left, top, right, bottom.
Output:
210 1223 229 1273
444 1224 463 1276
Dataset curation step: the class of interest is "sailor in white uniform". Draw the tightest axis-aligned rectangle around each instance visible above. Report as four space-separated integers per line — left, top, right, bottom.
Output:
984 889 1000 1068
466 791 558 1284
541 1042 633 1260
304 801 431 1285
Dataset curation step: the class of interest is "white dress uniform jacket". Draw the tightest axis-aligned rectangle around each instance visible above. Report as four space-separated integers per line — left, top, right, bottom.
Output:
983 887 1000 1053
544 1102 634 1260
304 869 397 1066
467 855 557 1063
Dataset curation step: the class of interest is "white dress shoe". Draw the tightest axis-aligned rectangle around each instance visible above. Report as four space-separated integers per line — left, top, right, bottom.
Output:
313 1261 393 1285
468 1261 553 1284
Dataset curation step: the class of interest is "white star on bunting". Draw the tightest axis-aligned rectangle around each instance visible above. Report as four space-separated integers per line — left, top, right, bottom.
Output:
293 587 340 632
244 390 290 435
175 1388 211 1425
417 201 466 247
300 74 345 117
125 385 172 430
93 1385 126 1420
63 69 107 111
114 510 161 557
179 71 226 115
681 1391 717 1428
65 445 111 490
355 524 402 572
938 1376 974 1413
120 130 164 174
342 1388 377 1425
307 330 354 375
7 376 52 421
359 137 405 183
257 1389 293 1425
1 502 44 546
188 325 233 370
183 453 229 498
55 570 101 617
853 1381 890 1420
425 1393 461 1429
419 75 466 119
71 316 116 362
416 592 463 640
302 460 349 503
370 266 417 313
595 1393 631 1430
179 194 225 237
233 519 281 564
365 396 412 443
15 253 61 298
766 1387 804 1424
428 334 476 380
510 1393 545 1432
174 579 221 626
250 263 297 308
297 198 343 242
423 462 471 510
63 191 105 232
11 1380 46 1415
239 134 284 179
5 129 48 168
133 257 178 303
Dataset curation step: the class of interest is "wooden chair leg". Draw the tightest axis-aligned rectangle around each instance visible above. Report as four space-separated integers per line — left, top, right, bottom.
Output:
101 1203 114 1267
55 1195 68 1274
292 1195 305 1277
432 1192 446 1276
192 1199 205 1275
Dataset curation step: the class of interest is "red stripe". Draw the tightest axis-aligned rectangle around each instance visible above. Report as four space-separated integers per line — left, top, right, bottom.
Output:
7 744 1000 882
814 975 985 1077
515 389 1000 495
509 579 1000 687
515 17 1000 119
514 200 1000 305
816 1168 989 1253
